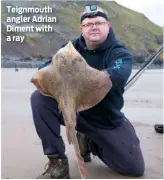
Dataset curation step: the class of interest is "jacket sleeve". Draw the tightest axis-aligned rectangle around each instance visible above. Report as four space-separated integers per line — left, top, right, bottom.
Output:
103 47 132 89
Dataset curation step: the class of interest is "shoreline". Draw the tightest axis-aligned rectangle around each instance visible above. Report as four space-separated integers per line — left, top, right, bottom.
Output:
1 64 163 69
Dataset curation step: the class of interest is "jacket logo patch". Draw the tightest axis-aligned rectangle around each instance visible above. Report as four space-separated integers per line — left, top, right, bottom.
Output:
113 59 122 69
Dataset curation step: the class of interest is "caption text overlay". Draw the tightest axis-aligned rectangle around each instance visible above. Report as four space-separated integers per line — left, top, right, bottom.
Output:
6 5 57 43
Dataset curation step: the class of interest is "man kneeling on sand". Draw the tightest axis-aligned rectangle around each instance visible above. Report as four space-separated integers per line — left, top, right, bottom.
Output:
30 4 145 179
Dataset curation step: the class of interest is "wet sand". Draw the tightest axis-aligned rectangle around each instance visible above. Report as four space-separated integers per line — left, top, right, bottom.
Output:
1 68 163 179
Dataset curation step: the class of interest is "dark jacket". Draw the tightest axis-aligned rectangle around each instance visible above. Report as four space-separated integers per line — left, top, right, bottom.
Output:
39 28 132 129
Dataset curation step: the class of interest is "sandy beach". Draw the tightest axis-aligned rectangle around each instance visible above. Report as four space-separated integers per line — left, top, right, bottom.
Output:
1 68 163 179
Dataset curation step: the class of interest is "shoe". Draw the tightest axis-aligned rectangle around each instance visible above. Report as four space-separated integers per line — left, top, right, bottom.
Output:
37 154 70 179
76 132 91 162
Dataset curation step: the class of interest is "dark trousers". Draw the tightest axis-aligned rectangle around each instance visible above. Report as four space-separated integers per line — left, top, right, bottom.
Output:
30 90 145 177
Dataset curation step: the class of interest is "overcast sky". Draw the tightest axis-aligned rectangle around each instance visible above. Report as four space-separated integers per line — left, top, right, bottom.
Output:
115 0 164 27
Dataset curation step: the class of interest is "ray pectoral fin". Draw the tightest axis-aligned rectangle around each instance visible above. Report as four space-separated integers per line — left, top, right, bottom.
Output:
76 71 112 112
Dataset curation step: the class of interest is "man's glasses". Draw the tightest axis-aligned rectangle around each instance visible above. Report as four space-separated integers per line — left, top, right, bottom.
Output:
81 21 107 28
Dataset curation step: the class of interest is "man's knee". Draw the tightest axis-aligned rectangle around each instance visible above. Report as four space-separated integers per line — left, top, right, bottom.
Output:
128 161 145 177
109 159 145 177
30 90 42 109
30 90 51 113
30 89 39 100
101 148 145 177
30 89 58 109
30 89 61 122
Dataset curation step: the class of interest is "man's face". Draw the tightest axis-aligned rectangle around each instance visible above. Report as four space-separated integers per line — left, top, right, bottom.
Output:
80 16 110 44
